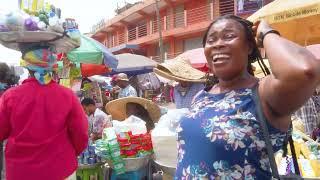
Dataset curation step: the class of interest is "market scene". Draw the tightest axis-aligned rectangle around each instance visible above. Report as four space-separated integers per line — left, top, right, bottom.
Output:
0 0 320 179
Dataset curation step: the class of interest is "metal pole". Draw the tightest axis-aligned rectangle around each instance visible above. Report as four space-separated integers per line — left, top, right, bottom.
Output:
155 0 165 62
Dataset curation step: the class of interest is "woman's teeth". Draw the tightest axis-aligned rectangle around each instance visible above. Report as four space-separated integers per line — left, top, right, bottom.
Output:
212 54 230 62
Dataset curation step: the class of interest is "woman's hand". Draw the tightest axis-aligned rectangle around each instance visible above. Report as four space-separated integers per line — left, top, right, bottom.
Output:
252 20 275 47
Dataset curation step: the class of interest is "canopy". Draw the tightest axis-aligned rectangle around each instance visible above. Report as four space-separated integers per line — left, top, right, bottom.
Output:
81 64 111 77
109 53 157 76
248 0 320 45
67 35 118 69
177 48 209 72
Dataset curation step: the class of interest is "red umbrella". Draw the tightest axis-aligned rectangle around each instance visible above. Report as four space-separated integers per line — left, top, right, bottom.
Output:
178 48 209 72
306 44 320 60
81 64 111 77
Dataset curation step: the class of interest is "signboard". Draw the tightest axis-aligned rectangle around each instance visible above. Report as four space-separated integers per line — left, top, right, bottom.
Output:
236 0 263 15
19 0 45 12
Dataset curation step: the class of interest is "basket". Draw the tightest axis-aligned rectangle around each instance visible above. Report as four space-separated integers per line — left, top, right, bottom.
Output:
108 155 151 172
0 31 80 53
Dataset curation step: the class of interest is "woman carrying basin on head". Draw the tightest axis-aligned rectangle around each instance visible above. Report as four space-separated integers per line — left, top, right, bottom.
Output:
175 15 320 179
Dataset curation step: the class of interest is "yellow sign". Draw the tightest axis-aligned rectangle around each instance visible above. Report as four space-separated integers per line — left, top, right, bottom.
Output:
20 0 45 12
268 4 320 23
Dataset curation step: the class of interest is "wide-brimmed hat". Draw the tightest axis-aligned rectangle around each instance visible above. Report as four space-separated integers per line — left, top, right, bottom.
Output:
105 97 161 122
154 56 206 83
116 73 129 81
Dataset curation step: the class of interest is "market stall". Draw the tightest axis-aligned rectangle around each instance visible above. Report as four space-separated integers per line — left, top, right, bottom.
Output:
247 0 320 46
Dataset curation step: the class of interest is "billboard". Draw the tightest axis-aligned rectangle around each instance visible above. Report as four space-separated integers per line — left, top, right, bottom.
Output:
236 0 264 15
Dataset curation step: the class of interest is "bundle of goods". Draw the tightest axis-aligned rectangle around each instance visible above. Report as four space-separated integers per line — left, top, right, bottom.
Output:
0 5 80 53
95 127 126 175
94 116 153 174
78 145 102 166
113 116 153 157
117 131 153 158
275 130 320 178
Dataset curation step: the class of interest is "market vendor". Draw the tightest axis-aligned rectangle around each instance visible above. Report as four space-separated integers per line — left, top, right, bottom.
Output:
81 97 112 141
116 73 137 98
105 97 161 131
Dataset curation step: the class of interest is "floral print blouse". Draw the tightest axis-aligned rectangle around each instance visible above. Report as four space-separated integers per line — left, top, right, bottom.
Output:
175 87 286 180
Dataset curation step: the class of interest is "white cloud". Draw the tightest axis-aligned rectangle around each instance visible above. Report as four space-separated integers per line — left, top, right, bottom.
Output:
1 0 140 33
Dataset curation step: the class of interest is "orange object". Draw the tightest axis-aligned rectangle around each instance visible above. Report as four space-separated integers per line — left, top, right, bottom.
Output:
81 64 111 77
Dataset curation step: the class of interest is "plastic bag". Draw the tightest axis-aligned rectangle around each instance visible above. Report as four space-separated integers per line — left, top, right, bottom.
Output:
112 115 147 135
152 108 188 136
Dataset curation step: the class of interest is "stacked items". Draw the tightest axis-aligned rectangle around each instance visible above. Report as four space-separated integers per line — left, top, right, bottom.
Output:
78 145 102 165
95 127 126 175
275 130 320 178
0 5 80 54
117 132 153 159
0 8 63 33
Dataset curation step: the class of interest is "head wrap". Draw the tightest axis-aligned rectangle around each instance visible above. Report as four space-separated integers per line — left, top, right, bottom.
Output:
21 48 57 85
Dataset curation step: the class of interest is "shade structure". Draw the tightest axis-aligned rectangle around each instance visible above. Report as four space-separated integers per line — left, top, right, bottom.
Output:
177 48 209 72
247 0 320 45
306 44 320 59
109 53 157 76
67 35 118 69
81 63 111 77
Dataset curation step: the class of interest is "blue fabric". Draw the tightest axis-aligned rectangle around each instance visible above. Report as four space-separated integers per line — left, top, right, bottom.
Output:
0 83 7 90
175 87 286 180
174 83 204 109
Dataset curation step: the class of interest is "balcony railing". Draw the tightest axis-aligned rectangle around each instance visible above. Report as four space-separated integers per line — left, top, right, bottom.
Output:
107 3 216 48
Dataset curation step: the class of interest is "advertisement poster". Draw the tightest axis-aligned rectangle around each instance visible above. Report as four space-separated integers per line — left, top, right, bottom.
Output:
236 0 263 15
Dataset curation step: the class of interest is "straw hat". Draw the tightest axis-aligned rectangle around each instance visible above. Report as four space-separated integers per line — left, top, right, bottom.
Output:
105 97 161 122
116 73 129 81
153 56 206 83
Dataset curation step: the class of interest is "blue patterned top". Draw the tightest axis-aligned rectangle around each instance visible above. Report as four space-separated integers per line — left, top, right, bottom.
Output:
175 87 286 180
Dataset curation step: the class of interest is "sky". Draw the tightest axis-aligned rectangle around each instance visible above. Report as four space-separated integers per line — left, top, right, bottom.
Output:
0 0 140 65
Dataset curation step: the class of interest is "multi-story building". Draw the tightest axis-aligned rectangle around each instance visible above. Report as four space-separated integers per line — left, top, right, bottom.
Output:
91 0 273 62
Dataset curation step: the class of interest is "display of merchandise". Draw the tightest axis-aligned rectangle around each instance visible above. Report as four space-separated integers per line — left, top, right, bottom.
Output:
96 127 126 175
0 5 80 53
275 130 320 178
78 144 102 166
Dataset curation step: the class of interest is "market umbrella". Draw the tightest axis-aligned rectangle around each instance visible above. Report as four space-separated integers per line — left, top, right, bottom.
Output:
177 48 209 72
247 0 320 45
81 64 111 77
109 53 157 76
306 44 320 59
67 35 118 69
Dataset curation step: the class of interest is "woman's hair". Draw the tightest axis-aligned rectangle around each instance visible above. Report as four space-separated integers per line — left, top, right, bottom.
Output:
126 102 155 131
202 15 270 85
0 63 19 86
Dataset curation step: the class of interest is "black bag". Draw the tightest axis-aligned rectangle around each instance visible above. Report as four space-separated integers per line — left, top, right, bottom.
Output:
253 87 304 180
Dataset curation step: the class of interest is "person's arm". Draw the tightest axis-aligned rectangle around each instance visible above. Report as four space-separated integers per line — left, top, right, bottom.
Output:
67 94 89 155
91 114 107 141
0 94 11 141
256 21 320 128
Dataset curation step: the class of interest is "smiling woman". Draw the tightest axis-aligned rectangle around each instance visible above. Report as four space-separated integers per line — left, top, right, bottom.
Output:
175 15 320 179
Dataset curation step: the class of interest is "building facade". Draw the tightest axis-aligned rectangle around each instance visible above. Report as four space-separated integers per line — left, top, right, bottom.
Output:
92 0 273 62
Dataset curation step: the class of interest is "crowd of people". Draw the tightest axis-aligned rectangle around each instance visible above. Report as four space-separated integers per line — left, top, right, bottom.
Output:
0 14 320 180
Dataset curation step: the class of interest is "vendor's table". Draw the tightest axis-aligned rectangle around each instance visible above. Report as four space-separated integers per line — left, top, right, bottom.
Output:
77 162 106 180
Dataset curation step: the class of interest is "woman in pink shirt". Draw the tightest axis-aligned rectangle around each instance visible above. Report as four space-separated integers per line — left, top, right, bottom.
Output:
0 48 88 180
